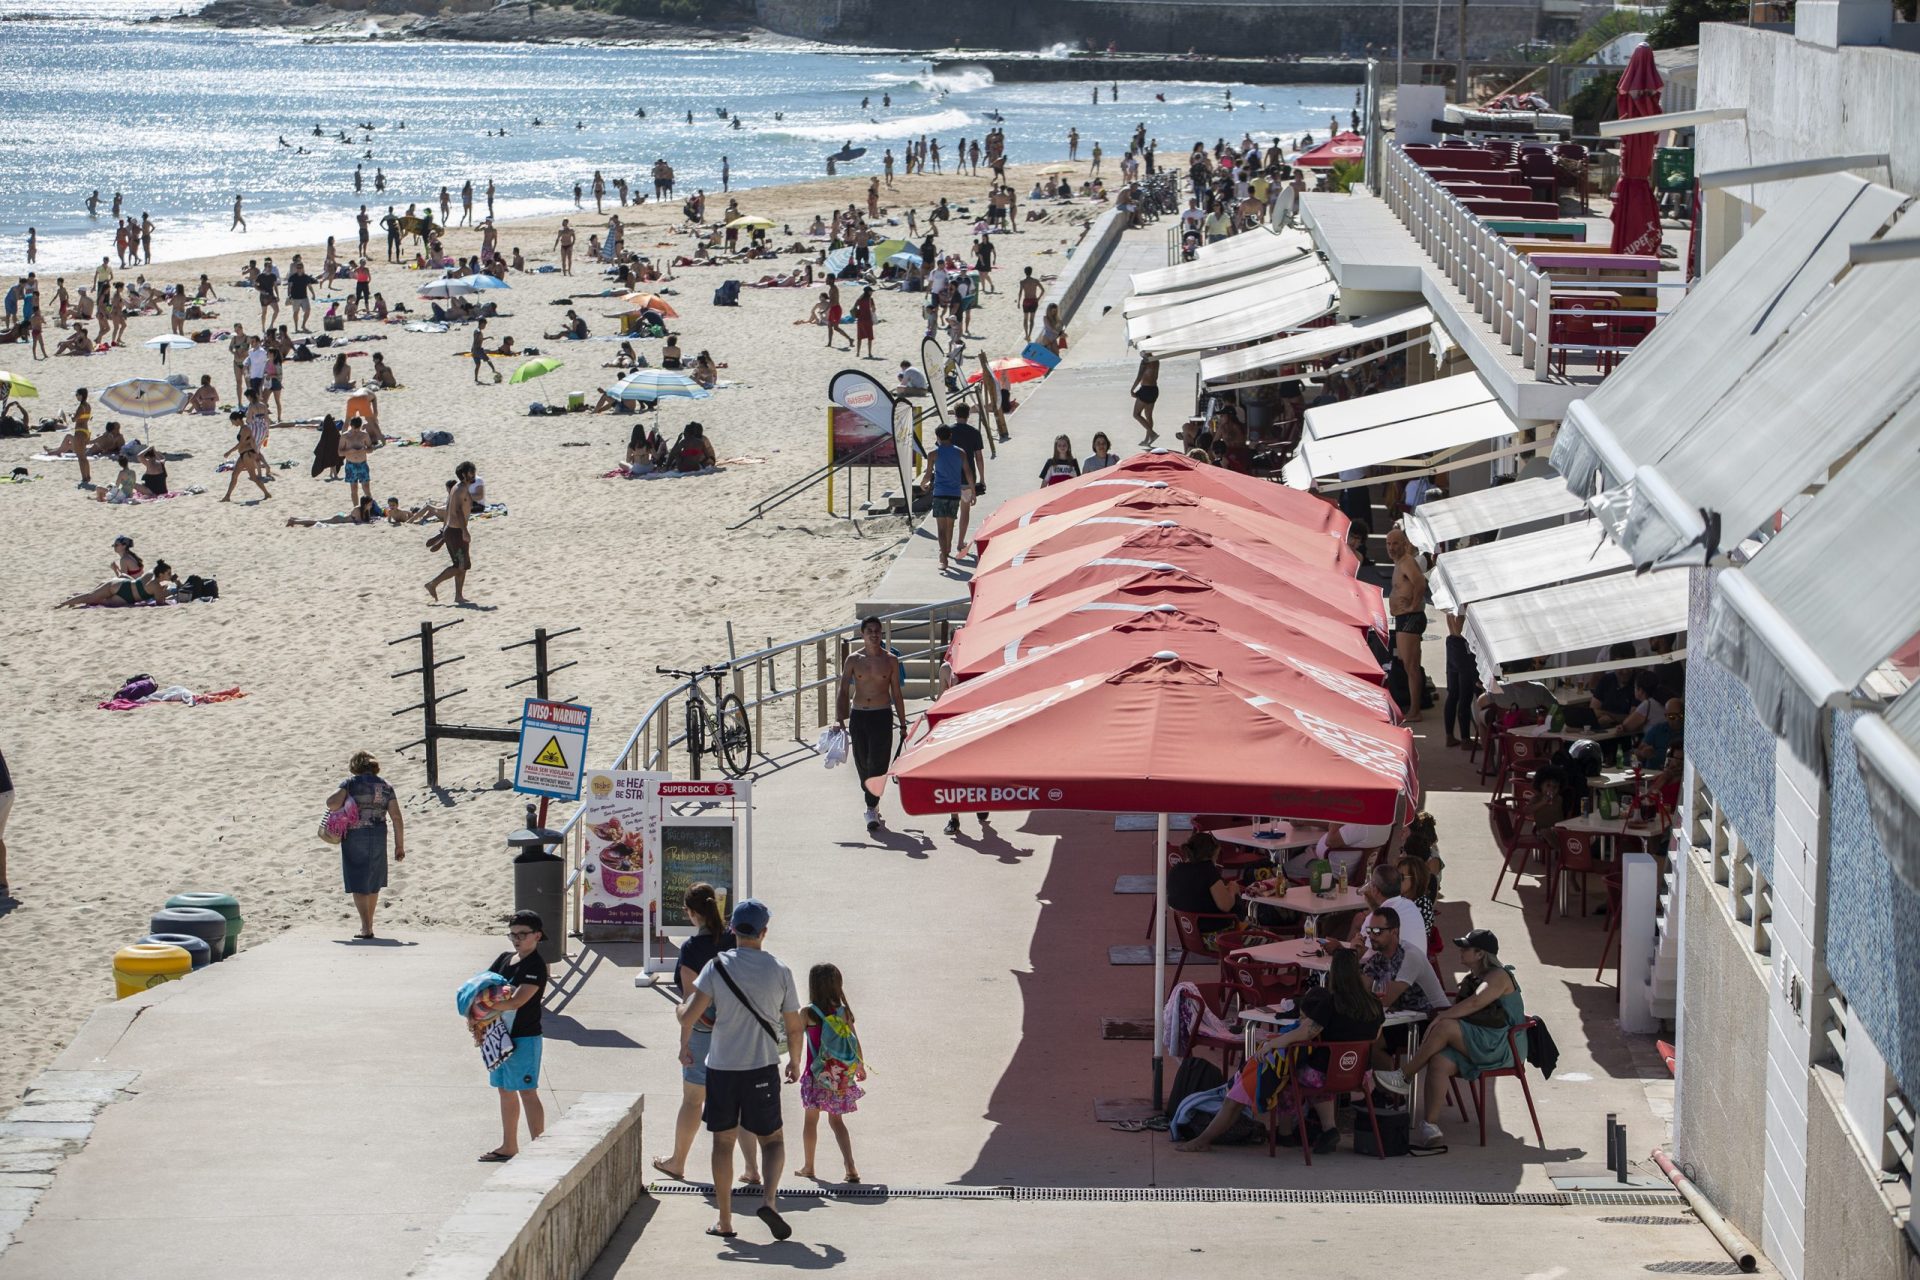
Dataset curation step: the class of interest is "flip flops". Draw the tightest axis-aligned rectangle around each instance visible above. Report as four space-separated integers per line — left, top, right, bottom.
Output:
477 1150 514 1163
705 1225 737 1239
756 1205 793 1242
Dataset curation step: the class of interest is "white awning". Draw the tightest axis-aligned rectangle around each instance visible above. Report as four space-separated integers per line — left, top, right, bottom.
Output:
1603 242 1920 568
1463 571 1690 686
1133 282 1340 358
1551 173 1907 498
1124 253 1329 319
1199 306 1434 389
1126 261 1335 342
1127 228 1312 297
1281 374 1522 488
1404 476 1587 552
1697 394 1920 769
1430 521 1631 611
1854 687 1920 894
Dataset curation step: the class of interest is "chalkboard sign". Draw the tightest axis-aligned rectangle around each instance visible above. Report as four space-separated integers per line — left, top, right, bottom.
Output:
658 820 737 930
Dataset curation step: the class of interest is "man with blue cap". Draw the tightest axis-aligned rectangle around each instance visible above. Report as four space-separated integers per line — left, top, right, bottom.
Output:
678 897 805 1241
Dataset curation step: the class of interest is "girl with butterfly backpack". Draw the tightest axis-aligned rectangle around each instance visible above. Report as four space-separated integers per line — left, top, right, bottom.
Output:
795 963 866 1183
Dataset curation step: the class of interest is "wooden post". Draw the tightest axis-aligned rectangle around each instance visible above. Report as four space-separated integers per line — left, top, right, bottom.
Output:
976 352 1009 444
793 647 803 743
420 622 439 789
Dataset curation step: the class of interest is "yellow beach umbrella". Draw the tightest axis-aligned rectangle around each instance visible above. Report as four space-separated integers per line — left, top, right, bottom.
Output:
727 215 776 230
0 370 38 398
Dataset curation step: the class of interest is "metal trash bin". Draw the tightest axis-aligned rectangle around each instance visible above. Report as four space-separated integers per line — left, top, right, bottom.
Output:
509 804 564 964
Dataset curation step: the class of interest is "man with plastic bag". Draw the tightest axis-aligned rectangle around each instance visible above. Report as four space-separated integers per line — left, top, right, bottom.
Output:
833 616 907 835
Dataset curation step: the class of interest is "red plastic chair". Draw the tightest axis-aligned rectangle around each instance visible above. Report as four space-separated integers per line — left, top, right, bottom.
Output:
1545 828 1603 924
1272 1040 1386 1163
1222 953 1305 1006
1597 871 1623 984
1445 1017 1545 1147
1169 909 1237 984
1182 981 1245 1076
1488 795 1549 904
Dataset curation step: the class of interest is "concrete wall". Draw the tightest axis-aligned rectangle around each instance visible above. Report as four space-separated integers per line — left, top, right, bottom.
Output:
408 1093 645 1280
1804 1066 1916 1280
1041 207 1127 328
755 0 1555 57
1686 568 1778 878
1676 851 1772 1246
1695 24 1920 207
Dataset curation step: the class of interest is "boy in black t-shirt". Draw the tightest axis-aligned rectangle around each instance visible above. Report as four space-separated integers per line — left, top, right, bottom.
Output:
480 910 549 1162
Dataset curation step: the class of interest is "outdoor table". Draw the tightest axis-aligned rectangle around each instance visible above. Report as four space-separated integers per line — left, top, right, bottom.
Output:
1510 721 1634 743
1212 821 1326 853
1242 884 1371 918
1586 768 1639 791
1239 1004 1430 1114
1231 935 1334 972
1553 813 1663 913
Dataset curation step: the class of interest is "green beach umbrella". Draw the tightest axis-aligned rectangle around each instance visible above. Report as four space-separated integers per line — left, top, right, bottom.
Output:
0 370 38 398
510 356 564 385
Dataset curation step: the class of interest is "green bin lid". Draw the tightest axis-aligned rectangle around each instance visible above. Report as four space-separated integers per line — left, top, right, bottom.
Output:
167 892 242 922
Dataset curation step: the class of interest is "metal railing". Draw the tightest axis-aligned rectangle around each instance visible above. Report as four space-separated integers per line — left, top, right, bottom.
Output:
552 595 969 952
1379 141 1673 383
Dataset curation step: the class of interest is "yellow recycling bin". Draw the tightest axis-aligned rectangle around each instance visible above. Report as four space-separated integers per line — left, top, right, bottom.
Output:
113 942 193 1000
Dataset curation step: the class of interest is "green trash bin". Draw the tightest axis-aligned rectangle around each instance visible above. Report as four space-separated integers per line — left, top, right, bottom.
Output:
165 892 243 959
1653 146 1694 194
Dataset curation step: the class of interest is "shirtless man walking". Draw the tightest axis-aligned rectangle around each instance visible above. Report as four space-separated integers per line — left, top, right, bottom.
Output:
341 417 372 509
834 616 907 835
553 220 576 275
231 194 246 232
1386 526 1428 722
426 461 480 605
1016 267 1044 341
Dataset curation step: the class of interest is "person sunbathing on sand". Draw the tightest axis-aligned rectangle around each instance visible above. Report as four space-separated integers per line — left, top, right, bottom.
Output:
287 496 379 527
56 562 175 608
188 375 219 413
383 496 435 525
371 353 398 389
608 341 643 371
690 350 724 388
55 324 92 356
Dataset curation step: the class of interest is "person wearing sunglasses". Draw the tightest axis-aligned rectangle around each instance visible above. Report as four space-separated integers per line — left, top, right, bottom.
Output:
1374 929 1527 1148
479 911 549 1163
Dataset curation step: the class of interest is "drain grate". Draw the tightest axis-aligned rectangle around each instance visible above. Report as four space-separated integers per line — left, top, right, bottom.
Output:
1603 1216 1698 1226
1644 1263 1746 1275
647 1182 1680 1206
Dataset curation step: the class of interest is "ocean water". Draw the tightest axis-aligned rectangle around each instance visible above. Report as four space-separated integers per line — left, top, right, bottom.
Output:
0 12 1357 273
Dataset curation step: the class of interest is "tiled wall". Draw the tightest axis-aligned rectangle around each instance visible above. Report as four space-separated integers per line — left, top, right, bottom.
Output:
1687 568 1778 878
1827 710 1920 1103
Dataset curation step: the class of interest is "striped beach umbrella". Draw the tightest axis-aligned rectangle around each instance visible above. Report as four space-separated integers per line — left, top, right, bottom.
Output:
608 369 709 402
98 378 189 418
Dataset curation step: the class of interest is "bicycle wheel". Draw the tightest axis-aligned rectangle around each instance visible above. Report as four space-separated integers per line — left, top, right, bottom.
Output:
684 696 710 764
715 693 754 778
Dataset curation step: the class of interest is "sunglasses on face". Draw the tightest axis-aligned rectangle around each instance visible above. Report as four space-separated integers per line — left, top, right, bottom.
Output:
1365 925 1395 935
508 930 533 940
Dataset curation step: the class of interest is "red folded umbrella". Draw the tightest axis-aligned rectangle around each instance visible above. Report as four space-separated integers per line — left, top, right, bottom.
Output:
976 449 1347 545
926 614 1398 726
946 573 1385 682
1609 45 1664 257
1294 132 1366 169
893 655 1412 822
965 357 1048 385
976 487 1356 575
968 525 1387 635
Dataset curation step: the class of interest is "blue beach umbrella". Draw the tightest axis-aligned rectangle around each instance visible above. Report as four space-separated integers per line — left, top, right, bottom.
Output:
608 369 710 402
467 274 511 290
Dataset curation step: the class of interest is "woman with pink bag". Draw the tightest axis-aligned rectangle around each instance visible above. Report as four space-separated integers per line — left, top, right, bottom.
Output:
325 751 406 940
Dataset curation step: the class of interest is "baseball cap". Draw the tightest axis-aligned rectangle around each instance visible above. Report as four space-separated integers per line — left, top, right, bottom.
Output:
730 898 771 938
1452 928 1500 954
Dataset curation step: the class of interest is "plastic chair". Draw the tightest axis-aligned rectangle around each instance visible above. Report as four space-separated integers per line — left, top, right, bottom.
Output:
1183 981 1245 1076
1273 1040 1386 1163
1545 828 1602 924
1445 1018 1545 1146
1597 871 1623 984
1488 795 1549 904
1221 953 1305 1006
1169 909 1237 984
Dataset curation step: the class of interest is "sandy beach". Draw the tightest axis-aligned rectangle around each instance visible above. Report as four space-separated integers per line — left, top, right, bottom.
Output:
0 161 1102 1102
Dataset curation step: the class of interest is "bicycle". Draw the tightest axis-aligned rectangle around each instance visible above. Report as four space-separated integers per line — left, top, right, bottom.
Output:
656 663 754 779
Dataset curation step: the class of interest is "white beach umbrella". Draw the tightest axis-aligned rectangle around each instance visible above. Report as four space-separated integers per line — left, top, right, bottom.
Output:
143 335 197 365
418 278 480 299
607 369 710 402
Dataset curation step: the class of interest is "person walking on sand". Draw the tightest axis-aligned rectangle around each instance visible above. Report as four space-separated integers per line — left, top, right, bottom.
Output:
1068 127 1079 160
1016 267 1044 342
1130 351 1160 445
461 179 474 225
553 219 576 275
470 318 499 384
1089 142 1102 177
677 898 805 1242
231 194 246 232
341 416 372 509
325 751 404 940
835 615 907 834
652 883 765 1187
0 744 12 902
825 279 851 350
426 460 479 604
26 227 36 266
477 910 549 1162
851 286 876 358
795 964 865 1184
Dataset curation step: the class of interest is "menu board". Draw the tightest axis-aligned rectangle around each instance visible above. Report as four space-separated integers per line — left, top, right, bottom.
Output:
579 770 663 937
658 820 737 930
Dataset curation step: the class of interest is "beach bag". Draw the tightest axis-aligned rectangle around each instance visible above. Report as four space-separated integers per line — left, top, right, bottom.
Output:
182 575 219 602
115 675 157 702
1168 1083 1258 1145
421 430 454 446
1353 1107 1412 1157
712 280 741 307
319 795 359 845
323 315 344 332
1166 1053 1223 1114
808 1004 867 1084
816 725 849 769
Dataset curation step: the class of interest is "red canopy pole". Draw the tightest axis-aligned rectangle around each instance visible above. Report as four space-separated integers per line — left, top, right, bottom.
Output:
1153 810 1169 1110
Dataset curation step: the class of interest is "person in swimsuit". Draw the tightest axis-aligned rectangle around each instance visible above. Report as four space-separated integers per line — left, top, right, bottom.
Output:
67 388 93 488
138 448 167 497
220 412 271 502
110 535 142 577
426 461 479 604
57 562 175 608
340 418 373 508
287 496 380 527
1130 353 1160 445
1386 527 1428 722
833 616 907 834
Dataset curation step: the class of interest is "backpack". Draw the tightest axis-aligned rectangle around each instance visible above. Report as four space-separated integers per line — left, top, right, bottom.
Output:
182 574 219 602
1166 1053 1223 1114
712 279 741 307
421 430 454 447
1169 1083 1259 1145
807 1003 866 1084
